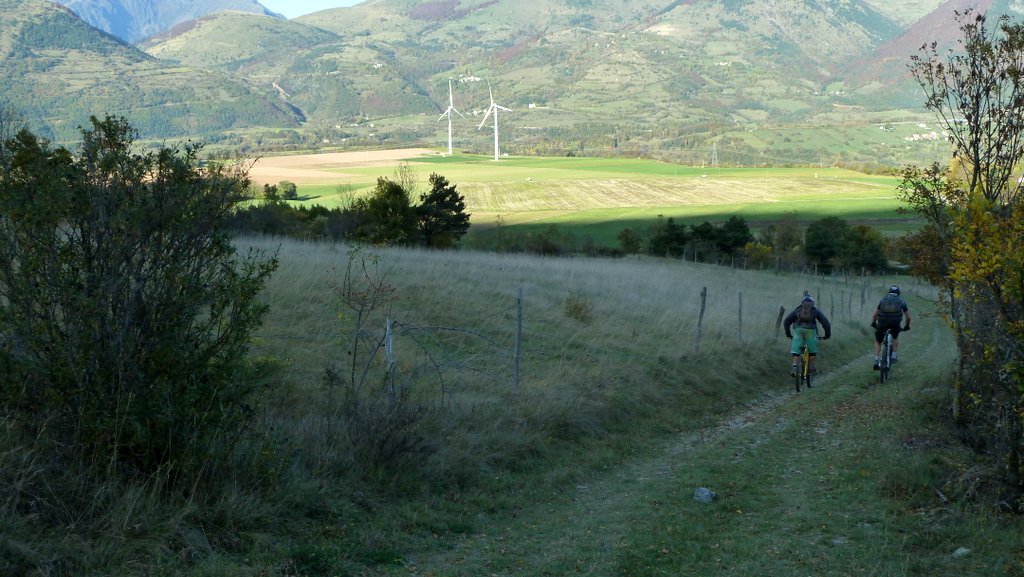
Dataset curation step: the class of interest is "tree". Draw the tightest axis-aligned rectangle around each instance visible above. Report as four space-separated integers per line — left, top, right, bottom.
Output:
911 11 1024 207
350 177 419 245
804 216 850 273
836 225 887 273
617 228 643 255
279 180 298 200
0 104 21 170
689 221 718 261
646 216 688 257
0 116 278 481
905 9 1024 497
715 215 753 257
773 211 803 254
418 173 471 248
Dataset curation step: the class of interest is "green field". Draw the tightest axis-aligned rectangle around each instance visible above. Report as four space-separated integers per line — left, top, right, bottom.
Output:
280 152 915 247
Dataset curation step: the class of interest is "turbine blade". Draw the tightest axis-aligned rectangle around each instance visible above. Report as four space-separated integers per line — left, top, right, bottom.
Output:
478 108 492 129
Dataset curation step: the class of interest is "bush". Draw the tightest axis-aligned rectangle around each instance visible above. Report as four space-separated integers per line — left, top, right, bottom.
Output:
0 116 278 483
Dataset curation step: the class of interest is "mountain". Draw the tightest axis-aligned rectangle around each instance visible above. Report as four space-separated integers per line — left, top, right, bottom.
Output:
0 0 300 142
139 11 338 74
3 0 1011 165
144 0 910 159
50 0 280 43
861 0 947 25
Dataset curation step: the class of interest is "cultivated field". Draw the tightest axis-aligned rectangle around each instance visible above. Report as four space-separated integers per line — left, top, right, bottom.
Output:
249 149 913 243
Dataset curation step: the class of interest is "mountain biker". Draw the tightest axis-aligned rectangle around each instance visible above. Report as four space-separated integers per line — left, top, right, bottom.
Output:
871 285 911 369
784 294 831 377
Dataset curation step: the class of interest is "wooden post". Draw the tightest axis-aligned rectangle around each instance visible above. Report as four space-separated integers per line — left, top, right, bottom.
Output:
861 278 867 310
514 287 523 393
775 305 786 338
385 317 396 401
737 291 743 343
695 287 707 354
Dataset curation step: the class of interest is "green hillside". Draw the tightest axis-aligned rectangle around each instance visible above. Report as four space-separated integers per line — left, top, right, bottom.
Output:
130 0 933 166
139 11 339 73
0 0 301 142
0 0 974 164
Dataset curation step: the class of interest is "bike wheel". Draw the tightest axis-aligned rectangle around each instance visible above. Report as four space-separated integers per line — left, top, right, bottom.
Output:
794 348 804 393
879 338 890 384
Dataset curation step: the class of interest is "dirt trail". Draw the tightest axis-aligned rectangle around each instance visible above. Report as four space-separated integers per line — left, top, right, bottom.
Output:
386 321 955 576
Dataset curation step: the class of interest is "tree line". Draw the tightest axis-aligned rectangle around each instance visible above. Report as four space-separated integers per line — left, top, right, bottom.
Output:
228 168 471 249
462 211 891 274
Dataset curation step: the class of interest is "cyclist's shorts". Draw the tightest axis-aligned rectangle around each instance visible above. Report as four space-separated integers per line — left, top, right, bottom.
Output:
790 327 818 355
874 319 902 343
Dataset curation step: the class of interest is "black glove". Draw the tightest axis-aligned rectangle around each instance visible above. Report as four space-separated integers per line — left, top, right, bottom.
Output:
870 320 877 329
785 332 792 339
902 324 910 332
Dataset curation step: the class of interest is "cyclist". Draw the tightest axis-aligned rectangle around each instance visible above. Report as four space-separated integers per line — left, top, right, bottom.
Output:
871 285 911 369
784 294 831 377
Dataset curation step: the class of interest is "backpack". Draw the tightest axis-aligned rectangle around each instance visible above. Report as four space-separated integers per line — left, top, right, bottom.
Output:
797 301 815 322
878 294 902 318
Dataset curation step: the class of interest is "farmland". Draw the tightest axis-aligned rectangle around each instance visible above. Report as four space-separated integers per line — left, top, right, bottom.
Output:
249 148 916 246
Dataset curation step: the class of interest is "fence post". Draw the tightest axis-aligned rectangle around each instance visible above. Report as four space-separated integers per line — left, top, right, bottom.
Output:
695 287 707 354
514 287 523 394
775 305 786 338
737 291 743 343
385 317 396 401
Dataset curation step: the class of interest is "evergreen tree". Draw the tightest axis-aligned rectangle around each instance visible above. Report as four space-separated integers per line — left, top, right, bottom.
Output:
418 173 471 248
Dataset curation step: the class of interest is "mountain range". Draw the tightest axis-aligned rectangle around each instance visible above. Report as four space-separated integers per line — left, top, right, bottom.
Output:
0 0 1015 166
52 0 281 43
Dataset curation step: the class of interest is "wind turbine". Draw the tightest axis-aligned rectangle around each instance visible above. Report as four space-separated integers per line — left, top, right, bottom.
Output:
436 79 463 155
478 80 511 161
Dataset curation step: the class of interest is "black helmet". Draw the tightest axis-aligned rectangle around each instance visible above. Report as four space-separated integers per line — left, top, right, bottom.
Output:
889 285 900 295
802 295 814 304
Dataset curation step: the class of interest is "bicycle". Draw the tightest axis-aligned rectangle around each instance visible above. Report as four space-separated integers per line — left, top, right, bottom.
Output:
878 329 894 384
794 336 820 393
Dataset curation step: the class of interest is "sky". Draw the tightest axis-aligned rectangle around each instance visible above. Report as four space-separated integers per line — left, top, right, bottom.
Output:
259 0 363 19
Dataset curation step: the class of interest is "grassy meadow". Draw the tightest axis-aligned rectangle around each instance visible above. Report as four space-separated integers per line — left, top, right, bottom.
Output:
211 236 1020 577
15 151 1018 576
10 231 1020 575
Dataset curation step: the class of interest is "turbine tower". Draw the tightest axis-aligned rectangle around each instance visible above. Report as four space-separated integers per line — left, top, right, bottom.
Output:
437 79 463 155
478 80 511 161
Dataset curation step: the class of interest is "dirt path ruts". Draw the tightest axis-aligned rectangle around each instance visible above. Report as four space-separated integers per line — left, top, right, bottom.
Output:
389 321 952 576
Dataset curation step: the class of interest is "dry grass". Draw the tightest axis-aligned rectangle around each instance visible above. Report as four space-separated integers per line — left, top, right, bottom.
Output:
250 236 885 390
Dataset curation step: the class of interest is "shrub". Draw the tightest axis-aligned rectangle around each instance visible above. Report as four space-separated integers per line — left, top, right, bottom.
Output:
0 116 278 483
